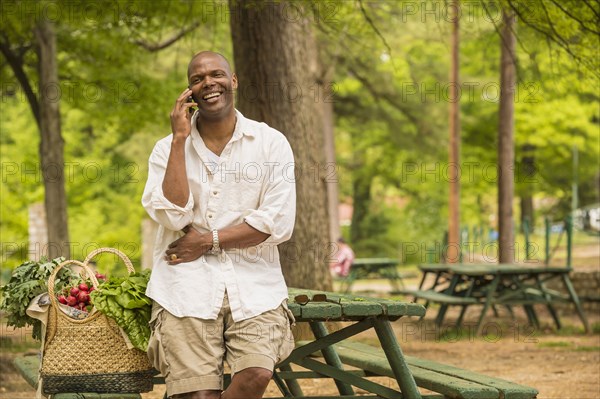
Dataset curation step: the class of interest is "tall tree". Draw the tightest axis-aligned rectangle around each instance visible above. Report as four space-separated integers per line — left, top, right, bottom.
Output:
229 0 332 290
498 7 517 263
1 0 203 261
34 18 69 259
447 0 461 263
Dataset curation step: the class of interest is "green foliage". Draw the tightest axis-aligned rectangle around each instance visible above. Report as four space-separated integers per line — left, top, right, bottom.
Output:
0 257 76 340
327 0 598 260
89 269 152 351
1 0 223 269
0 0 597 273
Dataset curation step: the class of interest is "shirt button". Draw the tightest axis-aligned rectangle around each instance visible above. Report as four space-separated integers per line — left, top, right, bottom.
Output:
208 215 213 219
213 191 218 195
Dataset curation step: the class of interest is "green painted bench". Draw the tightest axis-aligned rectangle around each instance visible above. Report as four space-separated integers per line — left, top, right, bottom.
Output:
401 290 479 306
333 341 538 399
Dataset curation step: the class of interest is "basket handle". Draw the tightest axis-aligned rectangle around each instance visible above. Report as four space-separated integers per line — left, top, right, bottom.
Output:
83 247 135 274
47 259 99 309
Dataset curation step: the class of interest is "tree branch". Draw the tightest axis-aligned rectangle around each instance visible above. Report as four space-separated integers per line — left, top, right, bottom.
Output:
581 0 600 21
538 1 574 49
0 32 40 129
505 0 598 77
481 1 524 81
548 0 600 36
134 21 201 52
346 63 420 129
357 0 393 58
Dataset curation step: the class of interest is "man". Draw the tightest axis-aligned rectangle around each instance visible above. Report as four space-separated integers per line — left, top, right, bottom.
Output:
142 51 296 399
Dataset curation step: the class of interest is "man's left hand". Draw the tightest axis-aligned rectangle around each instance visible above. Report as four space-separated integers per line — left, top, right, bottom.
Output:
165 226 210 265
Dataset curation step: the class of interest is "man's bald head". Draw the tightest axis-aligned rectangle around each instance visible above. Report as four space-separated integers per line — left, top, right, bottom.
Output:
187 51 233 78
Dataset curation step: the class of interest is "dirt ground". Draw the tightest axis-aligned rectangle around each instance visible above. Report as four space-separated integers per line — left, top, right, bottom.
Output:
1 306 598 399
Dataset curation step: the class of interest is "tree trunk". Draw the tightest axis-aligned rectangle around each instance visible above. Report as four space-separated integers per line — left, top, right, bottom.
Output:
350 169 372 245
520 196 534 230
519 144 536 231
34 19 70 259
447 0 461 264
498 8 516 264
230 0 331 291
322 91 341 243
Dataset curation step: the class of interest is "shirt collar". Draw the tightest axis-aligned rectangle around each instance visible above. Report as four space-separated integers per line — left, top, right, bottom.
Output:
191 109 256 142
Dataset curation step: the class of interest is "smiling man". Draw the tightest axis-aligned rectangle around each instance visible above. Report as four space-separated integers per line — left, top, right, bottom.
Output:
142 51 297 399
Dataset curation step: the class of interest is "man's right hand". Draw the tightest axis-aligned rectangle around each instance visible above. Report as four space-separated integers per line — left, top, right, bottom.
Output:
170 88 197 140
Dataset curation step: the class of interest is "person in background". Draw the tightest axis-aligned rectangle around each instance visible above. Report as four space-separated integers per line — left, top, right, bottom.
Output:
330 237 355 278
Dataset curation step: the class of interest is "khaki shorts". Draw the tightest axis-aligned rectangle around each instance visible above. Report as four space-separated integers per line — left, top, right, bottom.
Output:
147 294 295 395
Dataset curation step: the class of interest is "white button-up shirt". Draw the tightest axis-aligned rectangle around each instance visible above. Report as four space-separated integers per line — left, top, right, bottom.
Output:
142 110 296 322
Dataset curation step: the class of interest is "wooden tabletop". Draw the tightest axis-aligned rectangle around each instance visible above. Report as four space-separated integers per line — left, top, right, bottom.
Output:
287 288 425 321
419 263 571 275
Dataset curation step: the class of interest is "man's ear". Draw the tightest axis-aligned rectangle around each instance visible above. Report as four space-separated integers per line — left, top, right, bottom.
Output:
232 73 238 90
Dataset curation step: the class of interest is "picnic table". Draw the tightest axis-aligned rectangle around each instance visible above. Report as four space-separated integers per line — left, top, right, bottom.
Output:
337 258 407 293
407 263 590 334
14 287 538 398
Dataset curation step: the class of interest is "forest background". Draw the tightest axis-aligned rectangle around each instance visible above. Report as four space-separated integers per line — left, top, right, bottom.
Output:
1 0 598 276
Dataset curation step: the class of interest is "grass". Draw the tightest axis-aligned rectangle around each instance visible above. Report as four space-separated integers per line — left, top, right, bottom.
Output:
536 340 600 352
537 341 572 348
574 345 600 352
0 336 39 353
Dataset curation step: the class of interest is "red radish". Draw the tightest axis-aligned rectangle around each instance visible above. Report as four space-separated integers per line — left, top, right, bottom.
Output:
58 295 68 305
78 283 89 292
95 273 106 281
70 287 80 297
76 302 86 311
77 291 90 304
66 295 77 307
89 286 96 293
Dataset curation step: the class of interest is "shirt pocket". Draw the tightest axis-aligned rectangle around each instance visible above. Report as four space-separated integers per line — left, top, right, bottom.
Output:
226 180 263 211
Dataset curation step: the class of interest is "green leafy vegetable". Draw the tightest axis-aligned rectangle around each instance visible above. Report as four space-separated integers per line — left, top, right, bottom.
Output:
90 270 152 351
0 258 76 340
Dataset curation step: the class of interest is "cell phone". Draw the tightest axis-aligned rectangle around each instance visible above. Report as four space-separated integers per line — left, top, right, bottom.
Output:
186 95 196 113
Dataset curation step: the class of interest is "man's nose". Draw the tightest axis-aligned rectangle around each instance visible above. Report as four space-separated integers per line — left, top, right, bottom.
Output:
202 76 215 88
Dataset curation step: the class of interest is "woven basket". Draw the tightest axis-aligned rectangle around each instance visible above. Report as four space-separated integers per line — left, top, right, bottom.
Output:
41 248 155 394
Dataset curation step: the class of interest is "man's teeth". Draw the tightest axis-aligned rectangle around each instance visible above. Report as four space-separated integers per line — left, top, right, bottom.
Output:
203 92 221 100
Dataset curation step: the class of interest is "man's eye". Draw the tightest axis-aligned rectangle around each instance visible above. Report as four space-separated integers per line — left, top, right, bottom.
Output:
215 72 224 77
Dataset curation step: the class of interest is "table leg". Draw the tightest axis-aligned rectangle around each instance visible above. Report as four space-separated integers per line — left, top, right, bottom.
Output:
523 305 540 329
309 322 355 395
476 276 500 335
456 279 476 327
504 305 515 320
417 271 428 290
272 369 294 397
435 274 461 327
373 317 422 399
534 275 562 329
561 273 590 333
276 364 303 396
